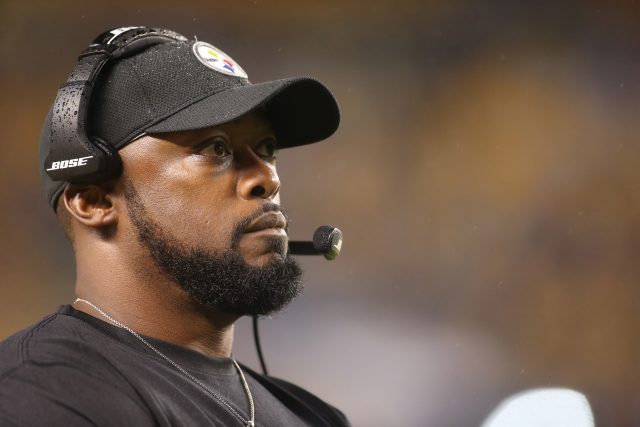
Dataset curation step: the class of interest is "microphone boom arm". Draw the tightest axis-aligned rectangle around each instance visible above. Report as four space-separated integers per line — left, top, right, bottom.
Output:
288 241 318 255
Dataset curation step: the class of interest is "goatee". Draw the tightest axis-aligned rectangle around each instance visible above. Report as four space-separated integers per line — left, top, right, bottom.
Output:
123 179 303 316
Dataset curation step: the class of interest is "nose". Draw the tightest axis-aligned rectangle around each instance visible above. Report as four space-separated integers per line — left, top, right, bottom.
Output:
237 151 280 200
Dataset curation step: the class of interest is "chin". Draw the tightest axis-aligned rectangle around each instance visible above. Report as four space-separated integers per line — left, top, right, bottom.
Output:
245 250 287 268
239 235 288 265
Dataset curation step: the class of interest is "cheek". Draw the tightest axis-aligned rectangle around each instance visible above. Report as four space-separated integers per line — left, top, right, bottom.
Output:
141 160 241 247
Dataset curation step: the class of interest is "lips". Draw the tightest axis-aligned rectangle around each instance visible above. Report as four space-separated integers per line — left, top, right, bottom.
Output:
244 211 287 233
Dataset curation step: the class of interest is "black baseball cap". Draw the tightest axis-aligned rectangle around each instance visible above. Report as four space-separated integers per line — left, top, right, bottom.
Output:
39 31 340 210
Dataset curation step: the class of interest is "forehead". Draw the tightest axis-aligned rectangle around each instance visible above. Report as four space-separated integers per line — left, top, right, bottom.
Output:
120 109 276 163
147 109 275 147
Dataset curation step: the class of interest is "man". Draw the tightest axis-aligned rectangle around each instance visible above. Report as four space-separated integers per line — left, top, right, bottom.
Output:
0 27 349 426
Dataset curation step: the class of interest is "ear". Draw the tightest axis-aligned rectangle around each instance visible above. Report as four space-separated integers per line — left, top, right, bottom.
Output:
62 183 118 228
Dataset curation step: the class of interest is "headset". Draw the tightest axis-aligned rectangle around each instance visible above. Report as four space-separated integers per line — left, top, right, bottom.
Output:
46 26 343 376
44 26 187 184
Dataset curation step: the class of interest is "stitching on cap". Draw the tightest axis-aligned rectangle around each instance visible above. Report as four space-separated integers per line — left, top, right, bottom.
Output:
114 82 249 149
127 57 158 121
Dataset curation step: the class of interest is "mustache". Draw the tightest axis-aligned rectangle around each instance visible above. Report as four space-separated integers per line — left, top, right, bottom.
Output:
230 203 290 248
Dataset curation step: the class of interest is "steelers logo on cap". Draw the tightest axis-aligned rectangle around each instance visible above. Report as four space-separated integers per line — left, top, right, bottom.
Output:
192 41 248 79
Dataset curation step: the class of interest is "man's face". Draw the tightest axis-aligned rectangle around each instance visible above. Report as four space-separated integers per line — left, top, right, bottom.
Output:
121 110 287 265
117 110 302 315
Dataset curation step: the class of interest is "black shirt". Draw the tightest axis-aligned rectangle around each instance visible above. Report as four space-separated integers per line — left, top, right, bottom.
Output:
0 305 349 427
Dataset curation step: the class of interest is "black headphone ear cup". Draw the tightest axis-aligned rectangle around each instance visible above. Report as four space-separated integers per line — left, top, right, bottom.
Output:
90 137 122 182
44 27 188 209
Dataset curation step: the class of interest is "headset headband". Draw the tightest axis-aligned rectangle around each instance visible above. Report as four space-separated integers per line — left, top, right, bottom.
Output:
44 27 187 184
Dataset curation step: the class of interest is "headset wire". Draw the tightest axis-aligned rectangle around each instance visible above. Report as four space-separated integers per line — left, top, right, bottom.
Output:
252 315 269 376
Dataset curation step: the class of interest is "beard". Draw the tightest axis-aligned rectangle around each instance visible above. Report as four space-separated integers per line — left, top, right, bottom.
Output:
122 179 303 317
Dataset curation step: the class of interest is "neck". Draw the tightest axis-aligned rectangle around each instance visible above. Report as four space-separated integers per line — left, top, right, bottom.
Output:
73 242 238 359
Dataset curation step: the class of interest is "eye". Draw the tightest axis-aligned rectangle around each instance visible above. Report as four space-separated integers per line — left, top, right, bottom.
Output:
196 137 231 159
255 138 278 160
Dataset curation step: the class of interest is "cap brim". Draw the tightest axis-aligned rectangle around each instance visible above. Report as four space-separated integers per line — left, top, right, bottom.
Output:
144 77 340 148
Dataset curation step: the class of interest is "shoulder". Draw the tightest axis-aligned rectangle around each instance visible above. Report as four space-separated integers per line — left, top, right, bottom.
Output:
0 310 153 427
0 311 58 375
242 365 351 427
1 308 125 378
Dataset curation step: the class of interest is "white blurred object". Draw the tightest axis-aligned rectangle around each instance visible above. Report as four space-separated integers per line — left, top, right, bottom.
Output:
481 388 595 427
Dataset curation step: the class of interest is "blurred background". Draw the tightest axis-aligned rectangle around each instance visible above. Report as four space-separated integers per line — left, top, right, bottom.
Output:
1 0 639 425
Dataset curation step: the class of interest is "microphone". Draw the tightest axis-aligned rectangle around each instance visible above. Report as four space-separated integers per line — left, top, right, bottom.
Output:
289 225 343 260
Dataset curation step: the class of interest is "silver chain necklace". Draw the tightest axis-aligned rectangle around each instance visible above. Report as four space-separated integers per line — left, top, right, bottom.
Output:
73 298 256 427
